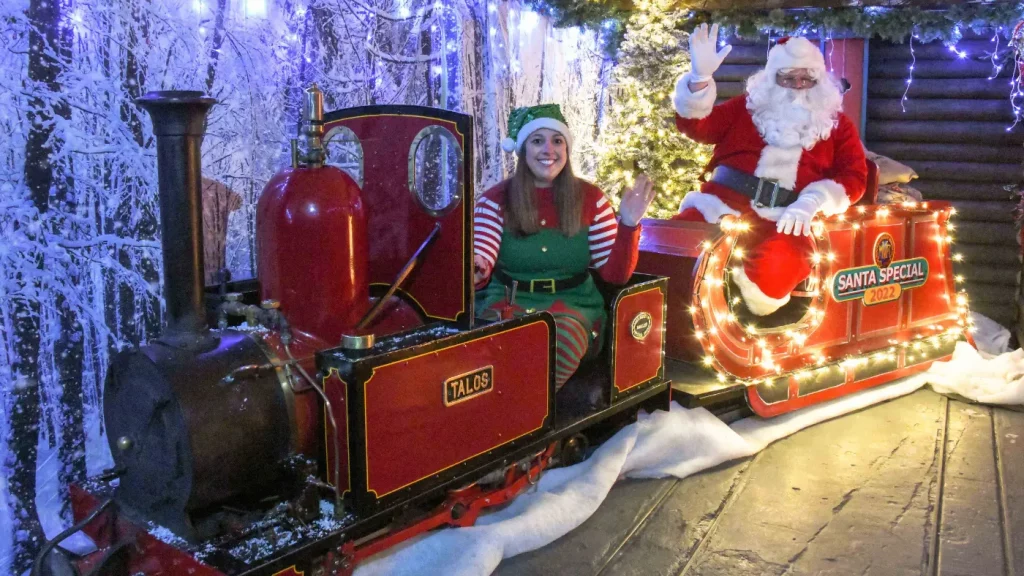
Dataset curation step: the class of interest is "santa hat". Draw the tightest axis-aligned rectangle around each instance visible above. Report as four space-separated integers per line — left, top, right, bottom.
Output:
501 104 573 154
766 37 827 79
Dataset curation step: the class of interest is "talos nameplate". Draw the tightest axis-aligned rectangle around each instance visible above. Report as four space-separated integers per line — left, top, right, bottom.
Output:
831 233 929 306
444 366 494 406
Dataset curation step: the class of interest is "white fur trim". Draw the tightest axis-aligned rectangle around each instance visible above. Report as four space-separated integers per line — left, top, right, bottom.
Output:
799 178 850 216
753 145 801 189
747 144 802 221
679 191 740 223
511 118 572 153
673 72 716 119
732 265 790 316
766 37 826 78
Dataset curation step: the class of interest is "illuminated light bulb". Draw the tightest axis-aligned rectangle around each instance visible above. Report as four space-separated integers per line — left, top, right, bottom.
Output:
731 297 741 305
733 247 745 258
878 208 890 218
947 223 956 231
701 241 712 251
857 206 867 214
956 294 968 306
955 275 964 283
853 223 861 230
709 327 719 335
695 330 705 339
703 356 714 366
689 306 697 315
709 255 719 263
947 206 954 215
715 312 725 322
717 373 727 382
758 338 768 348
953 253 964 262
746 325 757 334
826 252 836 261
728 313 737 323
811 253 822 264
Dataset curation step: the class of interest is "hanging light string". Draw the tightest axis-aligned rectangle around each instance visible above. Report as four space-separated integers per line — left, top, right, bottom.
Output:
1007 21 1024 130
901 31 916 113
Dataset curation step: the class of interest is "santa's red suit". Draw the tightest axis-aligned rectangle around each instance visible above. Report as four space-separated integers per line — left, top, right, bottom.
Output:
672 36 867 316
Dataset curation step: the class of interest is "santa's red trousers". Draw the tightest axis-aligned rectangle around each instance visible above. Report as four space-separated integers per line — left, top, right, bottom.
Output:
675 208 815 300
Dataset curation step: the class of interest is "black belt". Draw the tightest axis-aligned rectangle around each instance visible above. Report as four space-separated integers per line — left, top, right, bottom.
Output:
710 165 798 208
493 269 590 294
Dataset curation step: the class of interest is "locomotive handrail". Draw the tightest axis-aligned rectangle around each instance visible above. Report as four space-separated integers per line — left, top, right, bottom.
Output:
355 222 443 331
284 341 344 517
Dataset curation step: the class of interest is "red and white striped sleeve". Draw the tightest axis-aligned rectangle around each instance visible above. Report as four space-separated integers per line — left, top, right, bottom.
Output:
588 196 618 269
588 191 641 285
473 195 504 270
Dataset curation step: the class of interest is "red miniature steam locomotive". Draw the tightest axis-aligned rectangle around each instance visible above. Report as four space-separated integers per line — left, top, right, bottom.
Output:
37 87 969 576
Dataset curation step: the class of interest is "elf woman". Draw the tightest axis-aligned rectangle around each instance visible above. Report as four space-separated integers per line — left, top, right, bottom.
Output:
473 104 656 388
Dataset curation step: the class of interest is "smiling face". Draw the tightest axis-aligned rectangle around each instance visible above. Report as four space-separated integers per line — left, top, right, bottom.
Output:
523 128 568 187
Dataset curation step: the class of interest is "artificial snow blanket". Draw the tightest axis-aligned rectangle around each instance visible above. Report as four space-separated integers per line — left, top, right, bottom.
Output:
357 335 1024 576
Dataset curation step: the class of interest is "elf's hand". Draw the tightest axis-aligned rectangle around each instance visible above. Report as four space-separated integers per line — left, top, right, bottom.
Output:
776 192 824 236
474 255 492 285
689 23 732 80
619 174 656 228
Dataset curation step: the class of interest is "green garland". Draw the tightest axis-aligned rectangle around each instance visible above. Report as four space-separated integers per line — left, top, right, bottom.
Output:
526 1 1024 58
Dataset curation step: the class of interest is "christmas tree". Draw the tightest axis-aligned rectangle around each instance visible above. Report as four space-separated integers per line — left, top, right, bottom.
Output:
596 0 711 218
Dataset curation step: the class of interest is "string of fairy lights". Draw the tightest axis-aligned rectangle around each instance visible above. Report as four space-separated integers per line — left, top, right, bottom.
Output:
688 203 974 390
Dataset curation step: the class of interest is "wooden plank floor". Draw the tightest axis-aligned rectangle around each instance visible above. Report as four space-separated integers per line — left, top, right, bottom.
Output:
494 390 1024 576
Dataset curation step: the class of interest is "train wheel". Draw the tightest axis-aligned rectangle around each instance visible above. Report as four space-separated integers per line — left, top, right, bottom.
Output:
560 433 590 467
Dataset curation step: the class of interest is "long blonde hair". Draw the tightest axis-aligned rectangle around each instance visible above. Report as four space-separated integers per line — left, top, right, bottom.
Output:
504 151 583 237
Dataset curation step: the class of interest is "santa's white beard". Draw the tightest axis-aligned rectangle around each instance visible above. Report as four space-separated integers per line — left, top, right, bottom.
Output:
745 71 843 149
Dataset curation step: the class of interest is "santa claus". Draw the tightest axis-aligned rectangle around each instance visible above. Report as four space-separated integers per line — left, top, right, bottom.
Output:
673 23 867 316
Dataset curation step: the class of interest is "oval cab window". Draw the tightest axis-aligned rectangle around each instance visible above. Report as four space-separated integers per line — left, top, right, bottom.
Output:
324 125 364 187
408 125 463 217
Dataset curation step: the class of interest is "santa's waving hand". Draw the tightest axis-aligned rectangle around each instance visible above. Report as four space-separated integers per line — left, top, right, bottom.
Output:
670 30 867 317
689 23 732 81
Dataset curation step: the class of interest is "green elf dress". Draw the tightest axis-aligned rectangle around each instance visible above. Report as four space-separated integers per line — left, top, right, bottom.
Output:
473 180 641 387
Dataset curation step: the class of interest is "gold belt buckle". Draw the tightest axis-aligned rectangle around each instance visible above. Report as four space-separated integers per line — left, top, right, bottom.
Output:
530 278 556 293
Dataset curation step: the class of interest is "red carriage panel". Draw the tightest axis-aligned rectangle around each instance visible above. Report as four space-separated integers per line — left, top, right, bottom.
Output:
908 211 958 326
322 107 474 326
609 279 668 400
854 216 906 339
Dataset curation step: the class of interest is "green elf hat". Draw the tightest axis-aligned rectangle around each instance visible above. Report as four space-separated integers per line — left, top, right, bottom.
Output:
501 104 573 154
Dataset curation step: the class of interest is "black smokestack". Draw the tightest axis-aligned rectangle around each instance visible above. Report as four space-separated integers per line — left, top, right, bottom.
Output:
136 91 216 336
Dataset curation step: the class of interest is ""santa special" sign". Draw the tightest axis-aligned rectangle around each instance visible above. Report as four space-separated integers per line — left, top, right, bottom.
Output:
830 233 929 305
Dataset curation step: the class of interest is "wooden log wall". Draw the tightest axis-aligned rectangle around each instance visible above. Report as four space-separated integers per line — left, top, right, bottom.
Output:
866 32 1023 328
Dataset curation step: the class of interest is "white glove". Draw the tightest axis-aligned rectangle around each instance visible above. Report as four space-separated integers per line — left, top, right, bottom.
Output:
776 192 824 236
689 23 732 81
